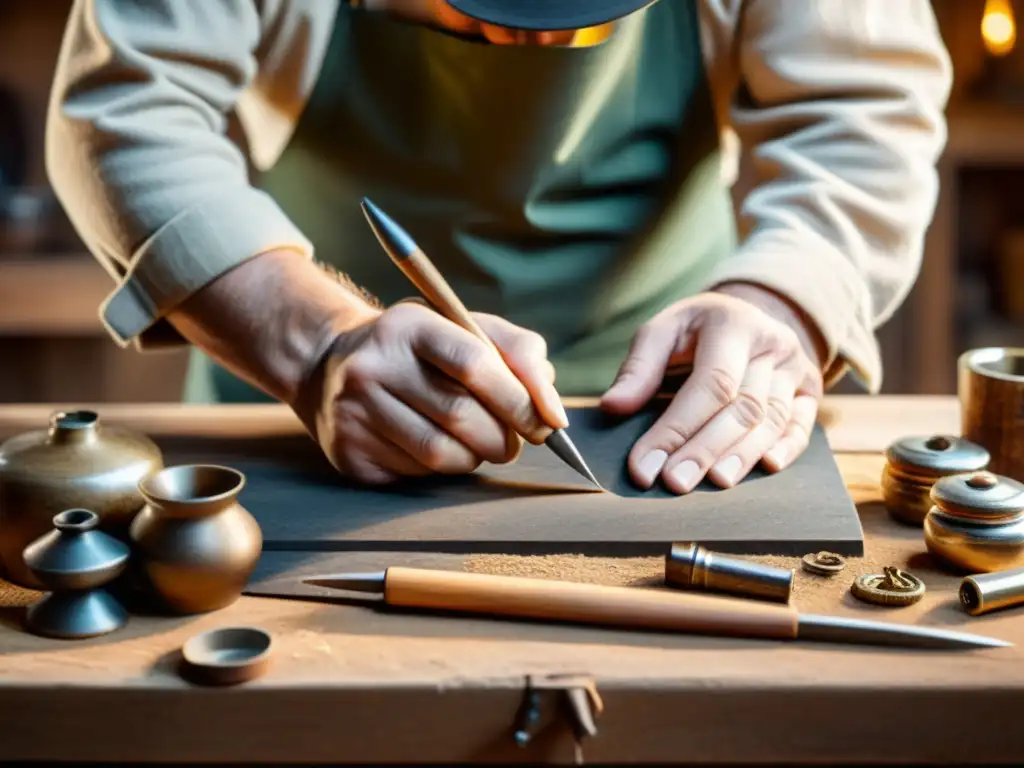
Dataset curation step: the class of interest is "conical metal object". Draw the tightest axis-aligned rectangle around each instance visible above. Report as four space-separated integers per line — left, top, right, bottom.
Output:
796 613 1010 650
544 428 602 490
304 571 386 594
26 590 129 640
361 198 419 261
22 509 130 639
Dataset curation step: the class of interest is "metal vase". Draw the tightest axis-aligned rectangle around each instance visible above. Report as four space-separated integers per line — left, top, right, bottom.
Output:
0 410 164 588
23 508 130 639
129 465 262 615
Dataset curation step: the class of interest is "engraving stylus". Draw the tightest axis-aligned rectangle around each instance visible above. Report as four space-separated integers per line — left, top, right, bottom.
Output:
360 197 601 490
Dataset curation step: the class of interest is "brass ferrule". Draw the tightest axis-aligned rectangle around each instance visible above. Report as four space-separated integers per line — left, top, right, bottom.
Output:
664 542 793 604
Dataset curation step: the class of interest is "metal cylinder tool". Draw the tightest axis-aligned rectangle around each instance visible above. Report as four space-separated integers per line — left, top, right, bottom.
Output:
664 542 794 603
960 567 1024 616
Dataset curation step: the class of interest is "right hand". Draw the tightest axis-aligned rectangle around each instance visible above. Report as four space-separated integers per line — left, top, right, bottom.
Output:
296 302 568 484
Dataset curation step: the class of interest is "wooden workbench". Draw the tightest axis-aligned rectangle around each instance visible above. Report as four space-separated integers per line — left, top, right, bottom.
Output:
0 395 1021 764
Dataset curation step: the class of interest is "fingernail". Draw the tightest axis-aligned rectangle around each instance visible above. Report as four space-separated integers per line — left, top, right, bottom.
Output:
505 429 524 462
713 455 742 486
668 460 701 493
636 449 668 487
764 444 788 469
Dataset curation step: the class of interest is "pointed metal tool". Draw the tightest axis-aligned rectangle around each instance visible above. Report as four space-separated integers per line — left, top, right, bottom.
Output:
544 428 602 489
301 568 1012 652
361 197 602 490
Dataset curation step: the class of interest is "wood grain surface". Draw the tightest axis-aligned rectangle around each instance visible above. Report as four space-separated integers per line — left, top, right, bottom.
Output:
3 396 1018 765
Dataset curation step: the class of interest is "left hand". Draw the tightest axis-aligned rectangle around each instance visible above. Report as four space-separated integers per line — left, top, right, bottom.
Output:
600 283 827 494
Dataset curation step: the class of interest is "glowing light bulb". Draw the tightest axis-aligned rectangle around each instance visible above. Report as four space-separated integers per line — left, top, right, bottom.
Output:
983 0 1017 57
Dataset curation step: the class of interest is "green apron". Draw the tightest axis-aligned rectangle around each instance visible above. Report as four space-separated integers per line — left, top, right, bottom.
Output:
184 0 735 403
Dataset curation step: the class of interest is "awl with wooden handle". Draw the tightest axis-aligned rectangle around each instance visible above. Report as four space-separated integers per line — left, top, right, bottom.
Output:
302 567 1011 651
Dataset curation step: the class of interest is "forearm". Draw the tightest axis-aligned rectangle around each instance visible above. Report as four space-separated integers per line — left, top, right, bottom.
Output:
46 0 322 352
167 250 380 407
700 0 952 392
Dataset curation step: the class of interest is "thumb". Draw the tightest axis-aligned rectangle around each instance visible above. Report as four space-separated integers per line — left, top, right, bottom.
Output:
475 314 568 430
601 322 677 414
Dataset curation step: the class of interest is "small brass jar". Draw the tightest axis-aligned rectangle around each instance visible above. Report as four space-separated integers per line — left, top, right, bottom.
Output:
0 410 163 588
882 435 990 525
923 471 1024 573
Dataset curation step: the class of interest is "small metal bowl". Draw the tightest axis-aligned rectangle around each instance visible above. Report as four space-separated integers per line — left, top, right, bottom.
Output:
180 626 273 686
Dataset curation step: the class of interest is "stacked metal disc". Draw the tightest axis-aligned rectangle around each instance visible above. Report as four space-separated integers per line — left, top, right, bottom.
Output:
882 435 990 525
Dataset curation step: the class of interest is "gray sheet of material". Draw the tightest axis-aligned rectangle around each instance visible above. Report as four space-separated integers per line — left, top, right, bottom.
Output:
156 405 863 558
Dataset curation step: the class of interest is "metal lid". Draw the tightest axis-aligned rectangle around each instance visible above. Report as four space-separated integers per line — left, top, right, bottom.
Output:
929 471 1024 521
885 435 989 476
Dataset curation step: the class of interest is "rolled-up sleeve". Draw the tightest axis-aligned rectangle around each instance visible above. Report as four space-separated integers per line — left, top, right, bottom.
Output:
46 0 313 348
700 0 952 391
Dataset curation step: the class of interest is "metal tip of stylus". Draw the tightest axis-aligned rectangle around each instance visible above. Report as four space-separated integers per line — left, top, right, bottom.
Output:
360 197 418 259
302 571 386 594
579 463 604 492
545 429 604 491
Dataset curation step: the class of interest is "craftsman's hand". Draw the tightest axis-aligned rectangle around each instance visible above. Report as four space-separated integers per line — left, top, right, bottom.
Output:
600 283 826 494
296 302 567 484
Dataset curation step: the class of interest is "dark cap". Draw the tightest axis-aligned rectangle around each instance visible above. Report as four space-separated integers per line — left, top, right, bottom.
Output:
445 0 655 31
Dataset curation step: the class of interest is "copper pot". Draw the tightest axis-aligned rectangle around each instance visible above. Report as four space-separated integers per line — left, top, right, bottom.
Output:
0 410 163 588
129 465 262 614
959 347 1024 482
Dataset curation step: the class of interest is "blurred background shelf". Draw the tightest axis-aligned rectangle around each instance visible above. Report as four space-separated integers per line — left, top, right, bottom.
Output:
0 255 109 335
947 104 1024 158
0 253 188 401
0 1 189 404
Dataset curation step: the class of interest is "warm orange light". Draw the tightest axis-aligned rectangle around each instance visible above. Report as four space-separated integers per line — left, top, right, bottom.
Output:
983 0 1017 56
572 23 614 47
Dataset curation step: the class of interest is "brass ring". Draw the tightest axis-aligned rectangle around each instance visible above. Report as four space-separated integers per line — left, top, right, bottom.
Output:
851 567 926 607
801 551 846 576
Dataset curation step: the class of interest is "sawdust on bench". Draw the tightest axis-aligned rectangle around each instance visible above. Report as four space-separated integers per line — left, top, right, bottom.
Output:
463 533 934 615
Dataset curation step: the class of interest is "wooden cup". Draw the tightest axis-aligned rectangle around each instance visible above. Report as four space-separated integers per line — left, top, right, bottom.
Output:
959 347 1024 482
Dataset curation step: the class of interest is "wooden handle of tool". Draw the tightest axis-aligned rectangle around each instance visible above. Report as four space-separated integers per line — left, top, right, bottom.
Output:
383 567 800 640
394 249 500 354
